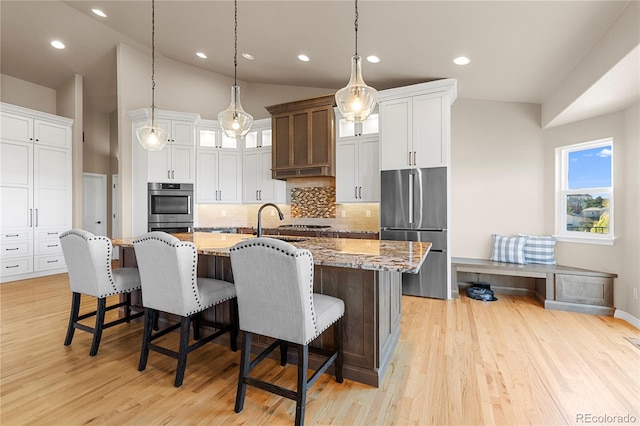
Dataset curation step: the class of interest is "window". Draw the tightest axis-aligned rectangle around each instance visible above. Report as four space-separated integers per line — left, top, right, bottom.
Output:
555 138 614 244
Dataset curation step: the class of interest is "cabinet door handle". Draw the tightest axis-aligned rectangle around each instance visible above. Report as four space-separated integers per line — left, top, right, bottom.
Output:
167 170 171 179
259 190 262 200
172 170 175 179
5 234 19 238
35 209 39 227
219 190 222 201
413 151 417 166
47 244 58 247
6 265 19 269
355 187 358 198
5 248 19 251
256 190 259 201
29 208 33 227
408 152 411 166
359 186 362 199
47 260 59 264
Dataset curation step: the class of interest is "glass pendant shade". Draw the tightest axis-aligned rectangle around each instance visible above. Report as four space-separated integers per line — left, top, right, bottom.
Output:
136 107 169 151
218 85 253 138
335 55 378 123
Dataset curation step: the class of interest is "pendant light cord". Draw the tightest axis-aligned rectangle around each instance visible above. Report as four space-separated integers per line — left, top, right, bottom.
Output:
354 0 359 56
151 0 156 109
233 0 238 86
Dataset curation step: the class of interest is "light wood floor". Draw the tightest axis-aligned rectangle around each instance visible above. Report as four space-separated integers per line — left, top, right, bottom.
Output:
1 272 639 425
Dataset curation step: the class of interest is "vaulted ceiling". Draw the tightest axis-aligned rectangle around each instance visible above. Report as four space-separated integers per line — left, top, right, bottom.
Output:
1 1 638 126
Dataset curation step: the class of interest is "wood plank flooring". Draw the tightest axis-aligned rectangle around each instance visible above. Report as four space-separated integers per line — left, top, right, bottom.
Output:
1 272 639 425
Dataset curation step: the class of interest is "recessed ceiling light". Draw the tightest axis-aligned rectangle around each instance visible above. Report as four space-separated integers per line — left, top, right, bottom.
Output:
453 56 470 65
366 55 380 63
298 54 310 62
51 40 65 50
242 53 254 60
196 52 207 59
91 8 107 18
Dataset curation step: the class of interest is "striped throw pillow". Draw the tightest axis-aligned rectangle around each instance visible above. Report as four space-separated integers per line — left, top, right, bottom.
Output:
490 234 527 264
519 234 557 265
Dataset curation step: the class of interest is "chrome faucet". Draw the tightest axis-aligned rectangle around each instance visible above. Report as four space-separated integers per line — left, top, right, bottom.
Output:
257 203 284 237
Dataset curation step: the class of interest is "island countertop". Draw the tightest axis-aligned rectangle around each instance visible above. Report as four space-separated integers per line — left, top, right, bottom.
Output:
113 232 431 274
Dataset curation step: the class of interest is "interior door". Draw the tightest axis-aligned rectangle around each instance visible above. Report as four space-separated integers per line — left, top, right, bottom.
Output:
82 173 107 236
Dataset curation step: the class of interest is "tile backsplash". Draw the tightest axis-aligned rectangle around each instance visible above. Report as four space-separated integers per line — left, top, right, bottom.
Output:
290 187 336 218
197 203 379 231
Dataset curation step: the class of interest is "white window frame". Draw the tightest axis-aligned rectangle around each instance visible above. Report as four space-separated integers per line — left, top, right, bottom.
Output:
554 138 614 245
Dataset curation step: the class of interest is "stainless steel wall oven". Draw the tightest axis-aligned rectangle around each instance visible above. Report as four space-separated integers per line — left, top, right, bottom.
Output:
148 183 193 232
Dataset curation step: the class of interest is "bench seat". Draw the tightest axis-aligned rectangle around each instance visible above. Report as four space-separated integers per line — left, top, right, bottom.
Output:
452 257 617 316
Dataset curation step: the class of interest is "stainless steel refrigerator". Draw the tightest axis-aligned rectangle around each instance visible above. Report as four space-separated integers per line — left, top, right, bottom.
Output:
380 167 448 299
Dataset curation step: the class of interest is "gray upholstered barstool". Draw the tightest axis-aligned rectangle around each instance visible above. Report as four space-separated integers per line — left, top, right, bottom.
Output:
133 231 238 387
229 237 345 426
60 229 143 356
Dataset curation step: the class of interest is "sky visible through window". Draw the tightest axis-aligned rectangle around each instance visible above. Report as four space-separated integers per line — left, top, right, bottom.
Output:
568 145 612 189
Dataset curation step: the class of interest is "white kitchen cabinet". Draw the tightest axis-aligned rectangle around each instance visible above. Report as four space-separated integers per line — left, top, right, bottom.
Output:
378 80 456 170
241 119 285 204
0 103 72 282
196 149 242 203
147 118 196 183
242 147 286 203
196 120 242 204
336 136 380 202
128 109 198 183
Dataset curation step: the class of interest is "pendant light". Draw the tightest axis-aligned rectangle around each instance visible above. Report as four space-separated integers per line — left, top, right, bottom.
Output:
335 0 378 123
136 0 169 151
218 0 253 138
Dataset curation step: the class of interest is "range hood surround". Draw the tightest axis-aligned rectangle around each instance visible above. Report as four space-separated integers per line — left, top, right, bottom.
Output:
266 94 336 180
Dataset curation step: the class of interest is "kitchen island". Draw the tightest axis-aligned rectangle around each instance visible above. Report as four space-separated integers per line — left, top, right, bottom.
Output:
113 232 431 387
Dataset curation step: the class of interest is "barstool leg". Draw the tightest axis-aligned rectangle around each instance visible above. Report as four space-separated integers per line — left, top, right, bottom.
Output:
192 314 201 340
138 308 154 372
89 297 107 356
280 341 288 366
124 292 132 323
64 292 81 346
295 344 309 426
230 300 239 352
235 331 251 413
174 316 191 387
334 318 344 383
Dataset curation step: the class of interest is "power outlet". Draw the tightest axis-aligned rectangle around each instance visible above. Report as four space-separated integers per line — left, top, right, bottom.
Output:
270 210 275 217
633 288 639 300
221 210 227 217
341 210 346 218
365 210 371 217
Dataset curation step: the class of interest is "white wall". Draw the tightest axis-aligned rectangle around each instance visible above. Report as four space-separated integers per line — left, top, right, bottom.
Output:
0 73 57 114
451 98 639 319
450 99 544 258
56 74 83 229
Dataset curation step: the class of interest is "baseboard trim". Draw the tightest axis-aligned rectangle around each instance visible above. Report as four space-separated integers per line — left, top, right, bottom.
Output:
614 309 640 330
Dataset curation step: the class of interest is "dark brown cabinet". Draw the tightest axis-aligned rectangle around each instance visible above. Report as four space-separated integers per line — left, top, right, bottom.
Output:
266 94 336 179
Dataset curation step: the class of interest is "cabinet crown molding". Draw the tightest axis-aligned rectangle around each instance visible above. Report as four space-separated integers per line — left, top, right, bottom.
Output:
1 102 74 126
378 79 457 104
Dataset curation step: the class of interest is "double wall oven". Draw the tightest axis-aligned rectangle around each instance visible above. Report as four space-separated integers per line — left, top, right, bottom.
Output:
148 183 193 233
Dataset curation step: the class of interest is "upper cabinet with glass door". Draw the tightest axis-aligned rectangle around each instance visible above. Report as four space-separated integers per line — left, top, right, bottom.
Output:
242 118 272 150
335 108 379 141
196 119 239 150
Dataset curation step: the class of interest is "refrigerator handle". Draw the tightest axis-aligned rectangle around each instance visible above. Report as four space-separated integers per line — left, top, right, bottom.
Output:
408 173 414 224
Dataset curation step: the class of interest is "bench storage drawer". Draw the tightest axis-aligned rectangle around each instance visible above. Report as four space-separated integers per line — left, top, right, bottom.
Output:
555 274 613 307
